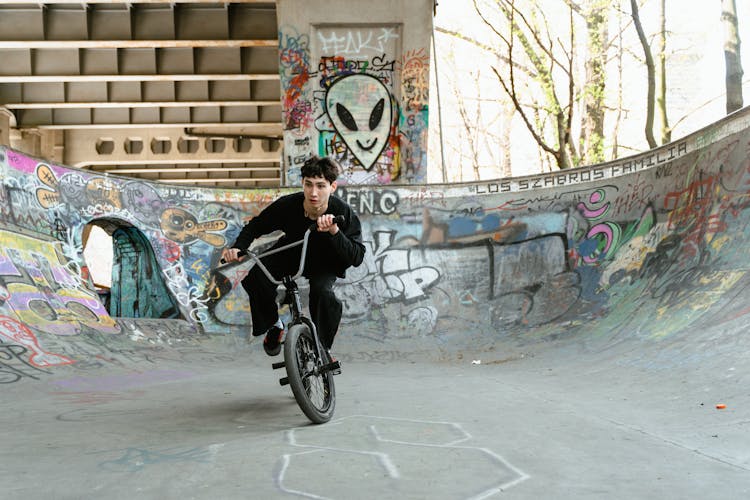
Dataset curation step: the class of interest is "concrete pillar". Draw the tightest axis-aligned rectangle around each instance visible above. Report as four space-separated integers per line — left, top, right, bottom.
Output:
0 108 63 161
40 130 64 164
277 0 434 186
11 129 42 157
0 107 13 147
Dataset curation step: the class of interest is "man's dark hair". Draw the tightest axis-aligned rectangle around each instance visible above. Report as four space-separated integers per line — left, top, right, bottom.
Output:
301 155 340 184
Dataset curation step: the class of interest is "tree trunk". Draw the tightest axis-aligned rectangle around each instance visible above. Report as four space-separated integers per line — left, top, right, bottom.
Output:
611 1 625 160
500 101 514 178
482 0 577 170
630 0 657 149
722 0 744 113
656 0 671 144
582 0 608 164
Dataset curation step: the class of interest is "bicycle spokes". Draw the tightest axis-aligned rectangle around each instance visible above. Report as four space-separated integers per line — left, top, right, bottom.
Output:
282 324 335 423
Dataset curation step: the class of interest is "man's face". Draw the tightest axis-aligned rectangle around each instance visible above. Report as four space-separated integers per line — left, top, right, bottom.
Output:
303 175 337 210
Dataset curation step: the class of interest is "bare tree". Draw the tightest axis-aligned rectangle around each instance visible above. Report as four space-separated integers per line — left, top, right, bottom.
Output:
628 0 671 146
656 0 670 143
572 0 610 164
476 0 578 169
722 0 744 113
498 100 515 177
611 0 626 159
435 36 514 180
630 0 657 148
452 70 484 180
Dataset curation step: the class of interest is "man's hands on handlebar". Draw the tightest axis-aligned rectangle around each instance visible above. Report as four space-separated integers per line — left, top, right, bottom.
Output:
315 214 340 235
221 214 343 264
221 247 243 263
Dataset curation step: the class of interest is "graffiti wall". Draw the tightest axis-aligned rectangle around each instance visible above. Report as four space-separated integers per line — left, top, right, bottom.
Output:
279 21 430 185
2 105 750 376
0 230 119 337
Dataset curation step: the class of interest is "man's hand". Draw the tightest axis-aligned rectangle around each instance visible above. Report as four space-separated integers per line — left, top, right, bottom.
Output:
316 214 339 235
221 247 242 263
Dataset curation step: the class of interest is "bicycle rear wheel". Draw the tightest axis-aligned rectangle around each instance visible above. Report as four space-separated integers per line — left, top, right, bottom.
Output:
283 323 336 423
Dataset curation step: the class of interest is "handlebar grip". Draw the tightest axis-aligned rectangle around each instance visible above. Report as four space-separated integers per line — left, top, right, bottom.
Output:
220 248 247 264
308 214 346 232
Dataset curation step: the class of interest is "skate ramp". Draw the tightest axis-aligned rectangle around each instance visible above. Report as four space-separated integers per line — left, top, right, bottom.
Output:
1 109 750 363
1 108 750 498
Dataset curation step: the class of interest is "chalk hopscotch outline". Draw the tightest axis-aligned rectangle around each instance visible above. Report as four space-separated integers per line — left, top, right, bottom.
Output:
275 415 530 499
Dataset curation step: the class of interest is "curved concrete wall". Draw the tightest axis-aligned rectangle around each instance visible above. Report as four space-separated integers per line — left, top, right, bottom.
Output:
1 107 750 357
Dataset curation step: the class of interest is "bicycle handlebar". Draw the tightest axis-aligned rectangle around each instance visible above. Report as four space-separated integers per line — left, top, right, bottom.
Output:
224 214 346 285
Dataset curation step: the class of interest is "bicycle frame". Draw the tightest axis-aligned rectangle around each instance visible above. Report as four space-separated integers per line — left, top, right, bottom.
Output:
239 224 326 360
219 217 344 423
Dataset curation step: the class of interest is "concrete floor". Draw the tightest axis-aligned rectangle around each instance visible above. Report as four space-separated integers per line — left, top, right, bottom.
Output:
2 326 748 500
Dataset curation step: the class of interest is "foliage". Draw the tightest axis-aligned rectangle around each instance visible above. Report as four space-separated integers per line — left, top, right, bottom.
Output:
436 0 746 175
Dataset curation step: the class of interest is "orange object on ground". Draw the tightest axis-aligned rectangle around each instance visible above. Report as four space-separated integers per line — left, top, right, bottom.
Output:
716 404 727 409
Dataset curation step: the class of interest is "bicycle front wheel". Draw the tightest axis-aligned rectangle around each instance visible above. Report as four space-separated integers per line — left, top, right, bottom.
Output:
284 323 336 423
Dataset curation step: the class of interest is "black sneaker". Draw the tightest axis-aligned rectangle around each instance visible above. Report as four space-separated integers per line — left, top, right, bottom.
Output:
324 349 342 375
263 326 284 356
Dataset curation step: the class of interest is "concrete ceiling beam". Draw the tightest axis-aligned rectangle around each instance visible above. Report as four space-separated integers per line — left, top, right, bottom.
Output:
4 100 279 109
0 40 277 48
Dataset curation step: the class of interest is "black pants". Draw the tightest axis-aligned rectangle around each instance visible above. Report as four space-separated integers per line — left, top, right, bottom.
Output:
241 265 342 349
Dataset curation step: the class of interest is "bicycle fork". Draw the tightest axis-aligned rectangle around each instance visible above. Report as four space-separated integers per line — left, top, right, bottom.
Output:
272 277 340 386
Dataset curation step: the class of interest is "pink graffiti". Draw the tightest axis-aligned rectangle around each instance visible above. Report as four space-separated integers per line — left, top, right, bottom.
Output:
5 150 45 174
578 189 609 219
583 223 615 264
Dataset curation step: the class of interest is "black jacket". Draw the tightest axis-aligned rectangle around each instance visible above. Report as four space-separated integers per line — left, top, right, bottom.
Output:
231 192 365 278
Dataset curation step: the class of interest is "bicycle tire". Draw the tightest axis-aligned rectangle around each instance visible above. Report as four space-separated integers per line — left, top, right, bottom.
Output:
284 323 336 423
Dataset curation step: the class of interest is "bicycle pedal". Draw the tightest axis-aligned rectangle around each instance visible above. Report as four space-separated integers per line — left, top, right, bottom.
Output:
271 361 285 370
322 360 342 375
279 376 289 386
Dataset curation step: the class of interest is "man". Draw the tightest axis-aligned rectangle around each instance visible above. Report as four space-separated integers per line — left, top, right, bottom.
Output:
221 156 365 356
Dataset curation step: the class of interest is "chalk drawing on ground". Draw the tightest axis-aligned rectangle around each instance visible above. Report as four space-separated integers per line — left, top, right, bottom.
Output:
277 415 529 498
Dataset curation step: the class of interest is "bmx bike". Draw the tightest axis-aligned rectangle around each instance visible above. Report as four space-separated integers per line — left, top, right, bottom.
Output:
222 216 344 424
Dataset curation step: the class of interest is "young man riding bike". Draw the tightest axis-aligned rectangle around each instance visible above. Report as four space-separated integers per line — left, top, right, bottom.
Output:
220 156 366 357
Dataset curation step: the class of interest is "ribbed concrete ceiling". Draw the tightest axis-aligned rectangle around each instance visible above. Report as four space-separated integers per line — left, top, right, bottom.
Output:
0 0 284 188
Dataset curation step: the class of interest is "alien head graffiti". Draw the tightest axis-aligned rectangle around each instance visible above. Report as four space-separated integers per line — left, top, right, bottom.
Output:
325 74 393 170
